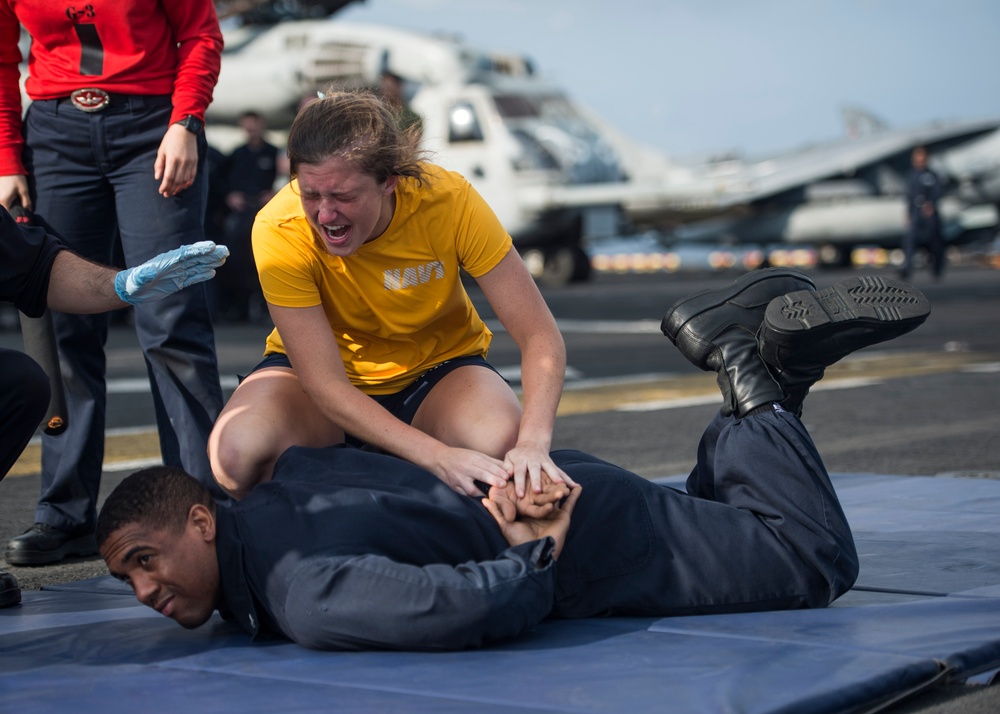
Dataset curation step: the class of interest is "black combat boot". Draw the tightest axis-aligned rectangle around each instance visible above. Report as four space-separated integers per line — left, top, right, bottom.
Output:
759 275 931 415
662 268 817 417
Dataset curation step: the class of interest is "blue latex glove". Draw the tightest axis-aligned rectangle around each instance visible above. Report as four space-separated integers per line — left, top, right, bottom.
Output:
115 241 229 305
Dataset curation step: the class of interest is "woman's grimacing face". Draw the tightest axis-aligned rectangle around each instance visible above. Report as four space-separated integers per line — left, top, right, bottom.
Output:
296 155 398 257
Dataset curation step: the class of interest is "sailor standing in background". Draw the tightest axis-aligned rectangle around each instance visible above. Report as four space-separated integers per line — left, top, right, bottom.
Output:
901 145 945 280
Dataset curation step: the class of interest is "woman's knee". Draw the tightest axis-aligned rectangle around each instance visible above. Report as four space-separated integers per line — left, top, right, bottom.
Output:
207 388 311 496
209 417 279 498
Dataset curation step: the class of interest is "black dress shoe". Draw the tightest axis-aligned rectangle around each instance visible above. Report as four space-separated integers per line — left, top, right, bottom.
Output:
5 523 98 566
759 276 930 414
0 569 20 608
661 268 816 417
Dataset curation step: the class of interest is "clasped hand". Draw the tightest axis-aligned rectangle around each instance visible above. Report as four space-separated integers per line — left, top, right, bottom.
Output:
481 478 581 559
115 241 229 305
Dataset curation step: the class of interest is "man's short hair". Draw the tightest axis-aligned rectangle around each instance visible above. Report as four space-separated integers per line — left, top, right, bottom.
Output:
97 467 214 548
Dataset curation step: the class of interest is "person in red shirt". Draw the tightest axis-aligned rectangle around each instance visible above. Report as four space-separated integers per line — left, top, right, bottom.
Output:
0 1 229 566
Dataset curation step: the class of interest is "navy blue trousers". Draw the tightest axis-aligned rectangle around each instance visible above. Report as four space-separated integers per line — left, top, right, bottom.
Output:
902 215 945 278
23 96 227 533
551 409 859 618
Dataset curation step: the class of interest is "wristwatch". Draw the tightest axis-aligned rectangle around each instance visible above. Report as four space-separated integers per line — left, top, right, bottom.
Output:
175 115 204 134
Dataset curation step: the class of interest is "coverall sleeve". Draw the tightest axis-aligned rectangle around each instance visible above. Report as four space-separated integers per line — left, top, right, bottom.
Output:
277 539 557 651
0 206 63 314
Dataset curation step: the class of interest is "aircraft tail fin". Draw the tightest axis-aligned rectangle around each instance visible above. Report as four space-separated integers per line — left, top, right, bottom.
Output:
842 106 888 139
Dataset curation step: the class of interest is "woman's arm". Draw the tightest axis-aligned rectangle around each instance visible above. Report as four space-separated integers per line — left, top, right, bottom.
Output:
476 248 571 496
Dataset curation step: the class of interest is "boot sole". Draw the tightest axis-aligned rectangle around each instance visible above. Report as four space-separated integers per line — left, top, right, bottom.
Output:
4 533 98 566
762 276 930 364
661 268 816 342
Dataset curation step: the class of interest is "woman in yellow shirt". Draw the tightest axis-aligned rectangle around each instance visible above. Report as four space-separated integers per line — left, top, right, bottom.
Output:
209 91 570 499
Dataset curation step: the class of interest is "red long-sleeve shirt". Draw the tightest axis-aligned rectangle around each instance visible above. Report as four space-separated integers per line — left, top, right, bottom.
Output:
0 0 223 175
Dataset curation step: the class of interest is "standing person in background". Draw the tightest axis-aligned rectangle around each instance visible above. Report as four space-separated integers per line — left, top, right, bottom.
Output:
901 145 945 280
217 111 278 322
379 68 423 138
0 1 229 567
208 90 569 502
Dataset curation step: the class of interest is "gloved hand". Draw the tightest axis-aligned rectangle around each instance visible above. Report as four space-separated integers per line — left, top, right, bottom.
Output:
115 241 229 305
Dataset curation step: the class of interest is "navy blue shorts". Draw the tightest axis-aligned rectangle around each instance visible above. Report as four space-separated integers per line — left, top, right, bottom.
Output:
243 354 506 447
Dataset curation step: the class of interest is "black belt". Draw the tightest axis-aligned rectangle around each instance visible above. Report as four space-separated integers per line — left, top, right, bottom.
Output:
57 89 171 113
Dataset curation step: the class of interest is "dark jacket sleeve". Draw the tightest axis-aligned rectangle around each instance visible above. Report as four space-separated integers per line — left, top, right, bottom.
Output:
275 539 557 651
0 207 63 316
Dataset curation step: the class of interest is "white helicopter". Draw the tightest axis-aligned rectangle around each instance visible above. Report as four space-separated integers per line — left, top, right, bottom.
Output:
208 15 646 284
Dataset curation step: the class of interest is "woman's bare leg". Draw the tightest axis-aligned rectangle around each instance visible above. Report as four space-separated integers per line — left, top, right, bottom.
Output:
411 365 523 457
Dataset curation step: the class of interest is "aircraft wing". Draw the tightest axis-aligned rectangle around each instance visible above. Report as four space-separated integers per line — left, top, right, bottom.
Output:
520 117 1000 230
736 117 1000 202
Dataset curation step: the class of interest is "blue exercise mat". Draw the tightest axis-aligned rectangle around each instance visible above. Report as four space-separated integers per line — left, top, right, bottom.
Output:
2 473 999 714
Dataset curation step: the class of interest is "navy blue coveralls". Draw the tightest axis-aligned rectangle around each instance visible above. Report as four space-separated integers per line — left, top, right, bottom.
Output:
23 94 228 534
215 138 279 320
902 166 945 278
0 207 62 478
215 408 859 651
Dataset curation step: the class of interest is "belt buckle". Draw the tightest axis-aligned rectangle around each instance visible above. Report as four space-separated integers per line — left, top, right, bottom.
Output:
69 88 110 113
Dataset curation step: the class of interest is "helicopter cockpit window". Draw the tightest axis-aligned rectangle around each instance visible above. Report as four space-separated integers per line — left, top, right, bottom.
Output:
493 95 539 119
493 94 580 121
448 102 484 143
509 129 559 171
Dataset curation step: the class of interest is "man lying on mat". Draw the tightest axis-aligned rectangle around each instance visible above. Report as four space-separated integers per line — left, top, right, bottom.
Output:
96 270 929 650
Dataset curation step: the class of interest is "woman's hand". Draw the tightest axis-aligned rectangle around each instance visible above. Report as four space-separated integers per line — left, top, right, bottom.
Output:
0 175 31 211
430 445 510 496
155 124 199 197
503 441 577 498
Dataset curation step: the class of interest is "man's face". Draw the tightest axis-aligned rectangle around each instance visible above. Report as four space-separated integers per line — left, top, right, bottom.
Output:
239 115 266 142
100 505 220 629
912 147 928 169
297 156 398 258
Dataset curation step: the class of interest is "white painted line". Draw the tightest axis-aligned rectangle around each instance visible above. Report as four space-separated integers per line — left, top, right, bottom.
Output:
809 377 885 391
486 319 663 335
962 362 1000 373
102 457 164 473
554 319 663 334
618 395 721 412
106 375 240 394
106 378 154 394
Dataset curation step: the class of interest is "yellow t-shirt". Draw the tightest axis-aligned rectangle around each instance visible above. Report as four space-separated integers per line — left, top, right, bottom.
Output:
252 164 513 395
